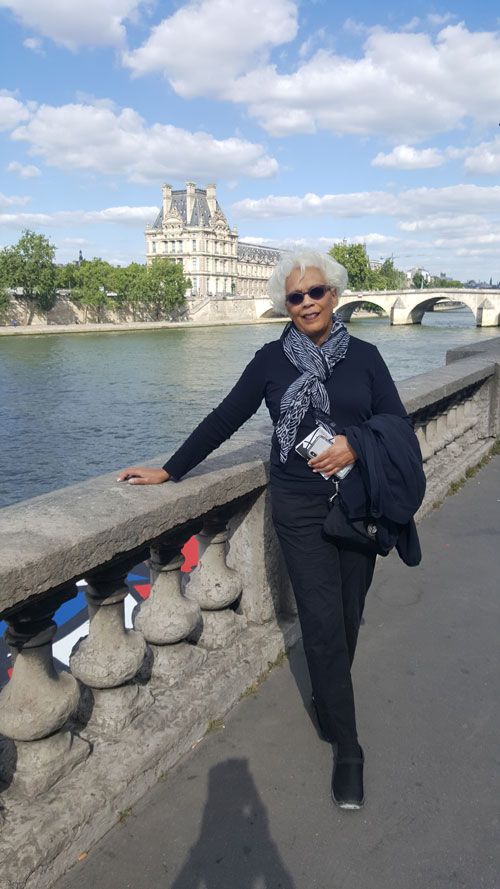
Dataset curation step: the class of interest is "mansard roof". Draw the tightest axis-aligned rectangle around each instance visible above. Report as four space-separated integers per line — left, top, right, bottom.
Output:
151 188 222 229
237 243 282 263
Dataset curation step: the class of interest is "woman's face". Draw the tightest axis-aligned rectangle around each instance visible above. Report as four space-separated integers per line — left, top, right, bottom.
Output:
284 266 337 346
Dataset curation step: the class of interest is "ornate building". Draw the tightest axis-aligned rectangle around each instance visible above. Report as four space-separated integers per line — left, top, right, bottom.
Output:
145 182 281 299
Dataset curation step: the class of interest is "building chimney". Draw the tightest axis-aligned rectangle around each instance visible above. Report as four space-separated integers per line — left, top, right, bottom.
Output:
162 184 172 221
186 181 195 224
206 183 217 217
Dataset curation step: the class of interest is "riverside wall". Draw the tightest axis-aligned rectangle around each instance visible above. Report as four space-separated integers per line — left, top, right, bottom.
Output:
0 293 267 328
0 338 499 888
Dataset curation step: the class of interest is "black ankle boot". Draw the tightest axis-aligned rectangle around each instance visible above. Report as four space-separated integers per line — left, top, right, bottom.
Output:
331 745 364 809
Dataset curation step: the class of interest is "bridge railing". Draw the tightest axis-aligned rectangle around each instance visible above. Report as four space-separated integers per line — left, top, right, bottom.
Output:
0 338 499 888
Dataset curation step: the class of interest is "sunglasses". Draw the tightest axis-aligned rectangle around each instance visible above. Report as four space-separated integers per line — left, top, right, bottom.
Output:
285 284 332 306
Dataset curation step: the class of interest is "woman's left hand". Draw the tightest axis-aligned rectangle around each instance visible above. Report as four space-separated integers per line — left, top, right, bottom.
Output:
308 434 358 478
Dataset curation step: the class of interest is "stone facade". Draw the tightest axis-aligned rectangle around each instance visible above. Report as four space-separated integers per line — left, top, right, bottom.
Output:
145 182 281 299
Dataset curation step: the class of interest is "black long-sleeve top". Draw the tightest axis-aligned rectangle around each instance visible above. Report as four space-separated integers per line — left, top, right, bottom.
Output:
163 332 409 493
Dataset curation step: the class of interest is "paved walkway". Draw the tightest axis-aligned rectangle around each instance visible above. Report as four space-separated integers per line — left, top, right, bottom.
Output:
53 457 500 889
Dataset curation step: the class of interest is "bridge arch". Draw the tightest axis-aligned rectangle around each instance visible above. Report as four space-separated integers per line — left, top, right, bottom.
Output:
259 307 281 319
336 298 387 322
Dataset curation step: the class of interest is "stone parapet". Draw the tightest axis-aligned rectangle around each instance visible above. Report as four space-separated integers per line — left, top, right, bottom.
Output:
0 339 499 888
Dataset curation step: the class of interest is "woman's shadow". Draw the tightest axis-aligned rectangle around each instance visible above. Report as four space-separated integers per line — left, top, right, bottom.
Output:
171 757 295 889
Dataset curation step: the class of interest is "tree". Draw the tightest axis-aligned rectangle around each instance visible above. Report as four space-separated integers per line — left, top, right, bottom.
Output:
375 258 406 290
73 258 114 322
110 264 148 321
0 229 56 323
55 263 80 290
145 258 190 320
412 272 427 289
330 243 371 291
0 285 9 313
429 276 463 288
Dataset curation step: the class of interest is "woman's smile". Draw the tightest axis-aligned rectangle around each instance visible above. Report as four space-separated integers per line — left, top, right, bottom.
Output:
285 266 337 345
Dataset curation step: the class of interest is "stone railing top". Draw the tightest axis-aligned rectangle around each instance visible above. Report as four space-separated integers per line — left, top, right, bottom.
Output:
0 427 272 614
446 337 500 364
1 338 499 615
398 337 500 415
397 355 497 415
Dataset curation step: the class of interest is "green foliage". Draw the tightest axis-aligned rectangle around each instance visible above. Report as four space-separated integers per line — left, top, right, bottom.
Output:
55 263 80 290
412 271 427 289
330 243 370 291
146 258 189 320
371 258 407 291
331 245 406 292
0 229 56 323
429 277 463 288
0 233 191 323
73 258 115 322
110 263 148 320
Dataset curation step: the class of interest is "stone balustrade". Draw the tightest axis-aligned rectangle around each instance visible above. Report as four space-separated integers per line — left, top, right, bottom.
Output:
0 338 499 889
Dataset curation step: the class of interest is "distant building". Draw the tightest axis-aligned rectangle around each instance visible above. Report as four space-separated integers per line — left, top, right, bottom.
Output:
406 266 432 285
145 182 282 299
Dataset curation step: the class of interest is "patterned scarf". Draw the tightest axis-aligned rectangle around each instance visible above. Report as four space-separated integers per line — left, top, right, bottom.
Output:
275 315 350 463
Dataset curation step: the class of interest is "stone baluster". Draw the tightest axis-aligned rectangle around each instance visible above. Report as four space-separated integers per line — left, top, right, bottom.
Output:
415 424 431 463
226 489 296 624
133 530 205 684
184 512 244 649
425 417 438 458
70 560 151 733
0 584 90 796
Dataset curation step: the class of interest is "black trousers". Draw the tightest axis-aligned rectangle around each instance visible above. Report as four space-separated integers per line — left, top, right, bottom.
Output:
271 486 376 747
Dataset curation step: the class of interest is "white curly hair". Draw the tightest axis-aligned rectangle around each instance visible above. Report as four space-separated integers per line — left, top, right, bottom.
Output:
267 251 348 315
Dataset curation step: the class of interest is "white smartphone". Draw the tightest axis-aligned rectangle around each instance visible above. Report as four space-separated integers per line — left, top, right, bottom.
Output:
295 427 354 480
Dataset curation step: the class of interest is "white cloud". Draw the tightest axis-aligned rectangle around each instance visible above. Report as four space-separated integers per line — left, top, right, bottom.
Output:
342 18 367 36
123 0 298 97
125 20 500 142
0 95 31 131
231 191 400 219
371 145 445 169
399 215 489 233
427 13 455 25
232 185 500 220
401 17 420 32
7 160 41 178
11 101 278 182
0 192 30 209
23 35 43 52
462 136 500 174
0 205 158 227
0 0 141 48
234 25 500 138
355 232 399 245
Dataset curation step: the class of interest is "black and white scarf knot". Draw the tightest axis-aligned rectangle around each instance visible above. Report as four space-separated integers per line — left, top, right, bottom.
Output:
275 315 350 463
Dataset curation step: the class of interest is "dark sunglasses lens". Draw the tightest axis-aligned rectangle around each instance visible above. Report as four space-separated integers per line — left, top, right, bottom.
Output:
286 285 329 305
309 286 328 300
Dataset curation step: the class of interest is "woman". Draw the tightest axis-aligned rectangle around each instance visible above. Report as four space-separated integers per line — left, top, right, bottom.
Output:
118 251 417 809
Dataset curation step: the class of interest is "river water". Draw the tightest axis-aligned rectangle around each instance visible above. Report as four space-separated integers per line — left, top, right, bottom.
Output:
1 309 499 508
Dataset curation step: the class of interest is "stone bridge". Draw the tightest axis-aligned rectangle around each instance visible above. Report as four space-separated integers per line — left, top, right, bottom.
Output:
191 289 500 326
0 339 500 888
337 288 500 326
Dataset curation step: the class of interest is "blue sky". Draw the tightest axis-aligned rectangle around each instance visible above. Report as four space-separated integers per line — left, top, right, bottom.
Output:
1 0 500 280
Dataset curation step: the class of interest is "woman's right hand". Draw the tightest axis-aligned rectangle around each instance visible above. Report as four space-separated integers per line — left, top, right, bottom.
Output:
117 467 170 485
